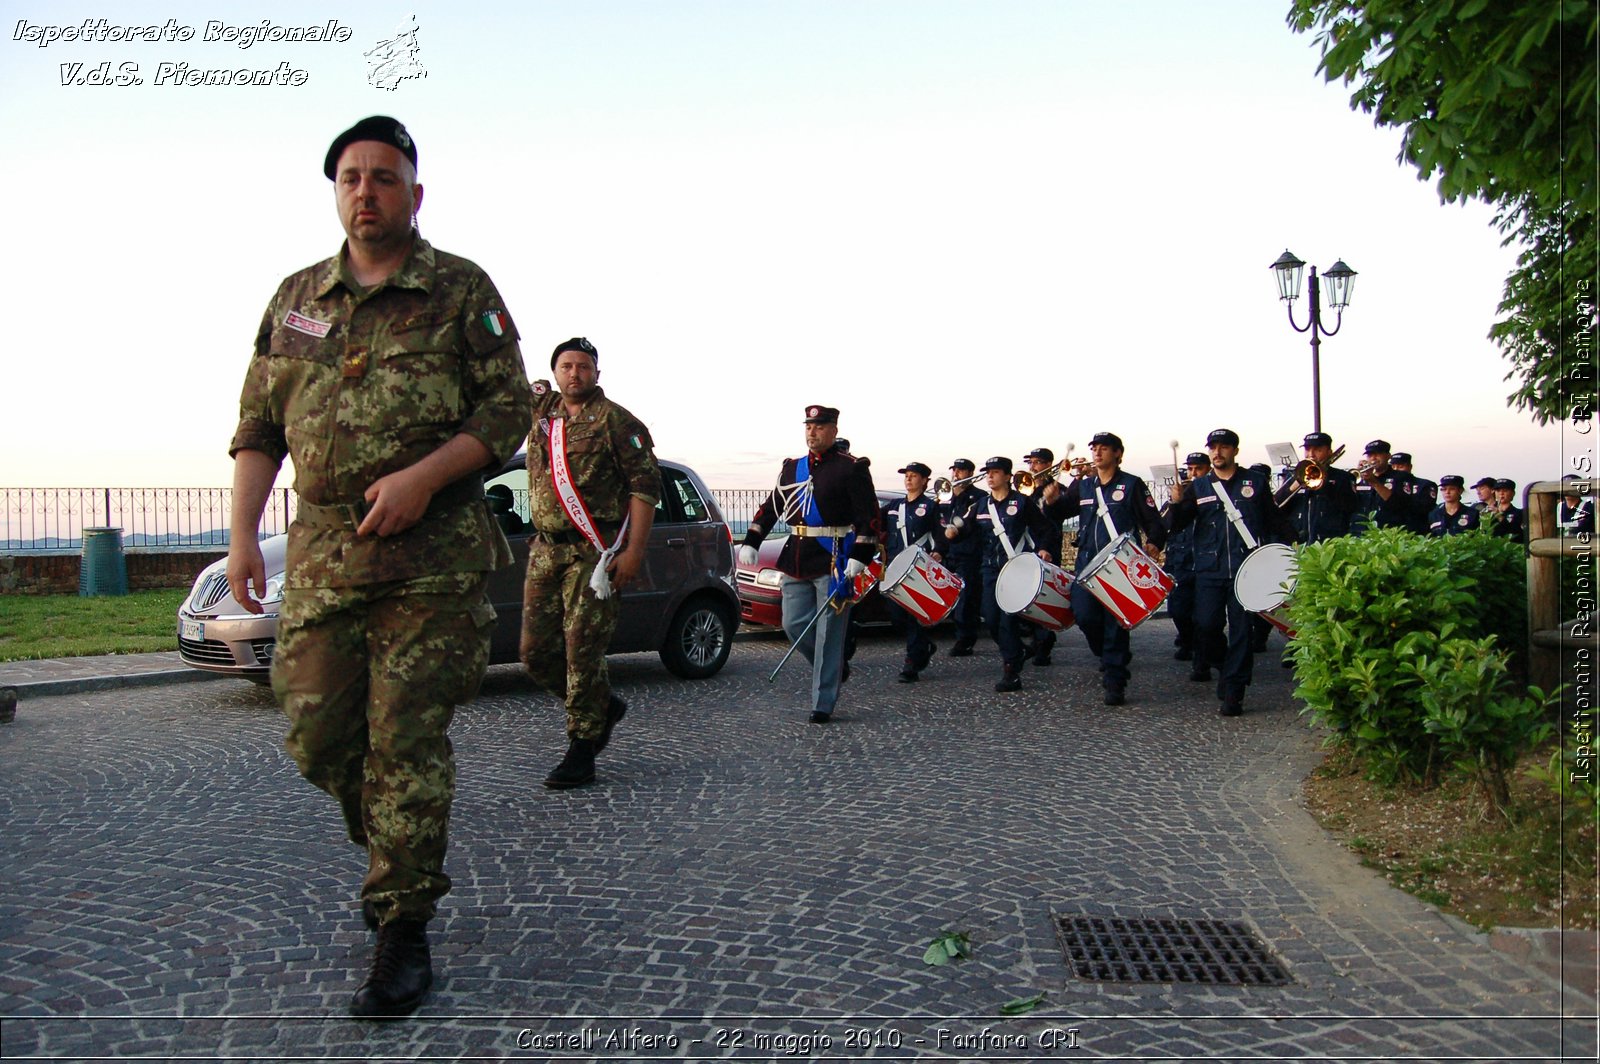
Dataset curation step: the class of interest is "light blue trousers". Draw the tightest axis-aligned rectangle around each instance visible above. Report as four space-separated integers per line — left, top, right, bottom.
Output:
780 573 851 716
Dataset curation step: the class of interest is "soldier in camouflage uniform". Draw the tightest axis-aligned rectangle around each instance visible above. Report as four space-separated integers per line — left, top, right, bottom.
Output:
226 116 532 1021
522 337 660 789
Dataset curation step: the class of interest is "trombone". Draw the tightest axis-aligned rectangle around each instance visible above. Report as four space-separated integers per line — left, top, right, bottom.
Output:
932 470 987 499
1274 444 1346 506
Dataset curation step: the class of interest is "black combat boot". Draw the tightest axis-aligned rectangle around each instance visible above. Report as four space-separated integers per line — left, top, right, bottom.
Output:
994 664 1022 692
594 695 628 753
544 738 598 789
897 658 919 683
349 917 432 1020
949 638 975 657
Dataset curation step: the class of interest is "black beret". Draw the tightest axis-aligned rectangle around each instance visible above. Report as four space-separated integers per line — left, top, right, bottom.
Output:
1206 428 1240 447
1185 451 1209 466
897 462 932 477
550 336 598 370
983 456 1014 474
1024 447 1054 463
803 404 839 425
1089 431 1123 450
324 115 417 180
1302 432 1333 448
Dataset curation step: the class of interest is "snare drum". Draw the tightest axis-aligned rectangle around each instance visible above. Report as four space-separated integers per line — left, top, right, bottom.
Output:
1233 542 1298 638
879 546 963 626
995 553 1076 631
1077 532 1174 630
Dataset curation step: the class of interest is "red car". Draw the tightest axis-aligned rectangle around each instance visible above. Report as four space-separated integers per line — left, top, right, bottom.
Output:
734 490 909 629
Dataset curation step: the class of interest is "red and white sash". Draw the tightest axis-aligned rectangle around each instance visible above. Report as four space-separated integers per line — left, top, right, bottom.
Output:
550 416 630 600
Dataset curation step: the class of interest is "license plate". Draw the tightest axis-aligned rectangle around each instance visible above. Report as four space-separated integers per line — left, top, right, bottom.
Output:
180 618 204 642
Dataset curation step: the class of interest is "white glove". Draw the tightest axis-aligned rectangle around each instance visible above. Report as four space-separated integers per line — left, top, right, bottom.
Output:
844 558 867 579
737 545 759 567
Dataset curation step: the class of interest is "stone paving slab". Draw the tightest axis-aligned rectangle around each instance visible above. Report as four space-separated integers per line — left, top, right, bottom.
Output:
1 626 1595 1061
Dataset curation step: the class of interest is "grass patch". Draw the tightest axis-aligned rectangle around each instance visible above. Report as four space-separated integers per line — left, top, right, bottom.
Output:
1304 741 1597 931
0 590 189 661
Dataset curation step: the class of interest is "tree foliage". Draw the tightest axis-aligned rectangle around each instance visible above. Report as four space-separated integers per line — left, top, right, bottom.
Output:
1287 0 1597 423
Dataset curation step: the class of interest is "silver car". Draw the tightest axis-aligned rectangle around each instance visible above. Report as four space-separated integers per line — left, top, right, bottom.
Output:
178 455 740 683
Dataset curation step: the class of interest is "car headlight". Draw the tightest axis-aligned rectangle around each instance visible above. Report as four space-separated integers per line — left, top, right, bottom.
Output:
260 573 286 606
755 568 784 589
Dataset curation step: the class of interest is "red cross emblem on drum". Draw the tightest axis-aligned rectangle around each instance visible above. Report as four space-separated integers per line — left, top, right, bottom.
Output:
1078 532 1174 630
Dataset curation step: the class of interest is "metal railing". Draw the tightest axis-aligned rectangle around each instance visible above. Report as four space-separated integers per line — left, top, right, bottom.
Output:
0 488 298 551
0 486 779 551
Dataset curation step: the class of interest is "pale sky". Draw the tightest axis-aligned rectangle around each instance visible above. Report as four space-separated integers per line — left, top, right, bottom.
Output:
1 0 1589 494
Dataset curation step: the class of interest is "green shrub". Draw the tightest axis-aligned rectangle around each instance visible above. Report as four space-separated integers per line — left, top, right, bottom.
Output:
1287 528 1540 798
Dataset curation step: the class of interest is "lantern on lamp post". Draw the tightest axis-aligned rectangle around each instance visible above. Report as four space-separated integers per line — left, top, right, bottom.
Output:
1271 250 1357 434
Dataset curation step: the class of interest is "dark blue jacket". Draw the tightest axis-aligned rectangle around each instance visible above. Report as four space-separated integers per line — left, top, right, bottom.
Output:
1165 467 1288 582
1065 470 1166 573
881 494 943 562
1427 504 1481 536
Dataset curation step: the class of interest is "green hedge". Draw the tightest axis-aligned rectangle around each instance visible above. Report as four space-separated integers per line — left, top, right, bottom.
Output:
1286 529 1549 814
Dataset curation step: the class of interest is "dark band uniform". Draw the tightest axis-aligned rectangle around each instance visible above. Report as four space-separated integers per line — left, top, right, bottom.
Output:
1489 479 1526 542
1163 452 1207 659
1164 434 1291 714
1353 440 1426 533
1559 495 1596 536
1282 433 1357 544
881 467 942 677
1062 441 1166 700
939 464 985 652
1426 474 1479 537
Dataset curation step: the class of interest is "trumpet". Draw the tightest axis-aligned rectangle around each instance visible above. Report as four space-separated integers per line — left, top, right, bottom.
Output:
1013 460 1066 495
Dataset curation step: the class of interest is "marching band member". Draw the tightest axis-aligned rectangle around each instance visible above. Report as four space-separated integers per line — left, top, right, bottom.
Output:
1065 431 1167 706
1021 447 1064 666
1281 431 1358 544
1471 476 1498 516
1353 439 1426 533
1426 475 1481 536
941 459 985 656
1164 428 1290 717
1164 451 1210 662
1389 452 1436 534
1559 475 1596 536
948 456 1057 693
740 405 880 724
882 462 942 683
1489 478 1525 542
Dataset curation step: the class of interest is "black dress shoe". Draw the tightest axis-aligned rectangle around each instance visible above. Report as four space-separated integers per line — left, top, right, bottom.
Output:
544 738 598 789
948 640 975 657
1104 688 1126 706
594 695 628 753
994 667 1022 693
1174 647 1193 661
1032 650 1052 667
1220 698 1244 717
1188 668 1211 682
349 918 432 1020
897 667 919 683
809 711 832 724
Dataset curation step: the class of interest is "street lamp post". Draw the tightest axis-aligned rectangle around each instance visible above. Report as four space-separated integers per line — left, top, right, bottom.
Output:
1270 250 1357 434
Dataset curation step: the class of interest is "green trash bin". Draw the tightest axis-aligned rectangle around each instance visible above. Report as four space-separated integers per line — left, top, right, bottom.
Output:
80 527 128 597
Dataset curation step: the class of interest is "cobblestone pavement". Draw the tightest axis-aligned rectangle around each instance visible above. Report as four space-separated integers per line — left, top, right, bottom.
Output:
1 626 1595 1061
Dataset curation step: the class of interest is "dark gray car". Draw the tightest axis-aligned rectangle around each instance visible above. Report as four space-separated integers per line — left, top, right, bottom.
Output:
178 454 740 682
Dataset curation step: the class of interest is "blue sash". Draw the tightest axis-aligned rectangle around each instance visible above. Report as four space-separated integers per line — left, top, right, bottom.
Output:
796 454 856 601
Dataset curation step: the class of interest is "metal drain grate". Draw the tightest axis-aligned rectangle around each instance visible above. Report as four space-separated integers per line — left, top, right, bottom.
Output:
1055 914 1291 985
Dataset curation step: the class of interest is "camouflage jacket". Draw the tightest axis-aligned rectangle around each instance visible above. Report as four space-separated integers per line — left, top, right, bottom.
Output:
526 384 660 536
230 238 533 587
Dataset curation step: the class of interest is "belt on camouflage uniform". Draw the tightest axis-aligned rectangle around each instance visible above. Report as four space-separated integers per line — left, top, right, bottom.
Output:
790 524 853 537
532 524 621 547
293 475 485 531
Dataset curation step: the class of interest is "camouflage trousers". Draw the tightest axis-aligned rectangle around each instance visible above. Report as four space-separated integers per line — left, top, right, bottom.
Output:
273 571 495 925
520 539 619 740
